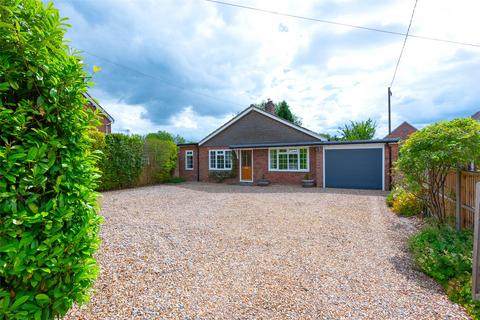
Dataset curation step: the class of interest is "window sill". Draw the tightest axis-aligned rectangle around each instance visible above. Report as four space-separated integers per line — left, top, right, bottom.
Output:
268 169 309 172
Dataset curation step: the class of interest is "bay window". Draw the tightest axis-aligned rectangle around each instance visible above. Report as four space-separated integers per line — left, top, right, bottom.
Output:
269 147 309 171
209 150 233 170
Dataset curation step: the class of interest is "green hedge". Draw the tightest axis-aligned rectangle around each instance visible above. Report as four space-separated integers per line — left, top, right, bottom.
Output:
100 134 144 190
140 137 178 184
409 224 480 318
88 133 179 190
0 1 102 318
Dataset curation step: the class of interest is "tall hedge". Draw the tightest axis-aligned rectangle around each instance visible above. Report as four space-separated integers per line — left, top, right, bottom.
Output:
100 134 144 190
140 137 177 184
0 1 102 319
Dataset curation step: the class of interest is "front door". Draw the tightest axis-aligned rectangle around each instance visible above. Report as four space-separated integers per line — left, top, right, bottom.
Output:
241 150 253 182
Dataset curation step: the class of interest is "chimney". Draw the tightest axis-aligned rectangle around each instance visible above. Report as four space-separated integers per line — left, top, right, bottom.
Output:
265 99 275 114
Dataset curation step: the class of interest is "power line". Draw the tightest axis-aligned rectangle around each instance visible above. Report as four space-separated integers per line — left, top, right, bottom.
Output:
203 0 480 48
82 50 245 108
390 0 418 87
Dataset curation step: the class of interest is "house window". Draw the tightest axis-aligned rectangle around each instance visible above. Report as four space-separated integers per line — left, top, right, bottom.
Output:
209 150 232 170
185 150 194 170
269 147 309 172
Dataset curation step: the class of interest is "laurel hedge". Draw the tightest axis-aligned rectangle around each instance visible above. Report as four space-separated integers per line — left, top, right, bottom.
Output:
0 0 102 318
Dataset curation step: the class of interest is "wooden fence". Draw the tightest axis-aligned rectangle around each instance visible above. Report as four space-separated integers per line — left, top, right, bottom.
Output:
444 170 480 229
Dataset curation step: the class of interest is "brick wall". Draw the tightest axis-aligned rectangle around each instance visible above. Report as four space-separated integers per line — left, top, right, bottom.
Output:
178 146 319 185
178 145 199 181
252 147 317 185
198 146 238 183
384 143 399 190
315 146 323 187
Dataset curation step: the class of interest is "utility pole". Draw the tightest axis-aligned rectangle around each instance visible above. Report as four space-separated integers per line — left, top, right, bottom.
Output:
388 87 392 134
387 87 393 191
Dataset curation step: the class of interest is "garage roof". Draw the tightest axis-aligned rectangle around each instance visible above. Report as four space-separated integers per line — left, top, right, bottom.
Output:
229 138 399 149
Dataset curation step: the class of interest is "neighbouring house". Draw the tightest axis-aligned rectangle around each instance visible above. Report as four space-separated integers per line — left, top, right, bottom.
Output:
472 111 480 121
84 93 114 134
178 101 399 190
384 121 417 141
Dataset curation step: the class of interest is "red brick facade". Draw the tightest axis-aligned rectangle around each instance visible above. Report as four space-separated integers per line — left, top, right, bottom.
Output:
385 121 417 141
86 102 113 134
177 144 199 181
178 143 398 190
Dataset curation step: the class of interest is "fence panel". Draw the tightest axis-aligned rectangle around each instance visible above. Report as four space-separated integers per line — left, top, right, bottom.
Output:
444 170 480 229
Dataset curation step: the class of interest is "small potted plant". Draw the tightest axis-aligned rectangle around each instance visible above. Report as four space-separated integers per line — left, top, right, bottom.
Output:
302 173 315 188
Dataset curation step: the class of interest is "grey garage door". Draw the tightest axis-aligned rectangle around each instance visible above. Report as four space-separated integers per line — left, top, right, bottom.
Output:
325 148 383 190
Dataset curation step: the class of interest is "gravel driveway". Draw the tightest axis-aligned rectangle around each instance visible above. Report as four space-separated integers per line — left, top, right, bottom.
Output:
66 183 468 319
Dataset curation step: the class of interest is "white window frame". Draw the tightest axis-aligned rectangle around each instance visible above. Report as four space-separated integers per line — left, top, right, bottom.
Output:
209 149 233 171
185 150 194 170
268 147 309 172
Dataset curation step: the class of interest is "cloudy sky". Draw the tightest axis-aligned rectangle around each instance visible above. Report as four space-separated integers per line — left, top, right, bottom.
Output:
53 0 480 141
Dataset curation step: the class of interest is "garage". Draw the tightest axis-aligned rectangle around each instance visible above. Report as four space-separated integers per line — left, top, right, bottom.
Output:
324 145 384 190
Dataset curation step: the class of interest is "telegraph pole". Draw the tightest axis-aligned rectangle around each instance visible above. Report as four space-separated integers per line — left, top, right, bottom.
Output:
388 87 392 134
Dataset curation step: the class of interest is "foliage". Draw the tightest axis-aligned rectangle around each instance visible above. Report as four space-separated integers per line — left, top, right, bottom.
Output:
386 186 422 217
409 224 480 318
87 130 106 182
143 136 178 183
0 1 102 318
338 119 376 140
392 190 423 217
318 133 340 141
255 100 302 125
145 131 186 145
101 134 144 190
396 118 480 222
275 100 302 126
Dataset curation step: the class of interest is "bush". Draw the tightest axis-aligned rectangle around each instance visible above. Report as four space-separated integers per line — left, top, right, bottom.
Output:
409 225 480 318
101 134 144 190
386 186 422 217
0 1 102 318
396 118 480 222
143 137 177 183
392 191 422 217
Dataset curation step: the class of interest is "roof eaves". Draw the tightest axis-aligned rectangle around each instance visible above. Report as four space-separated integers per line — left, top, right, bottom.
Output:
84 93 115 123
229 138 400 149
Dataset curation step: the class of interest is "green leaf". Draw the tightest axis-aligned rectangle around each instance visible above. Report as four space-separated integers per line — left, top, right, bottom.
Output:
35 294 50 306
11 295 30 310
93 64 102 73
28 203 38 213
0 243 17 253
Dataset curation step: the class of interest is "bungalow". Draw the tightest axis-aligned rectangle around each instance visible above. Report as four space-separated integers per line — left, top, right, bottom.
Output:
178 101 400 190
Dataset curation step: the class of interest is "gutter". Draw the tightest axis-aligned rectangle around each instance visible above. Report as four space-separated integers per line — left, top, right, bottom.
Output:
229 138 400 149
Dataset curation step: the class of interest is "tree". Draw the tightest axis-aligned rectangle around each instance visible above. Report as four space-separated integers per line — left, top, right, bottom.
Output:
338 119 376 140
396 118 480 222
254 100 302 125
146 131 186 144
0 1 102 318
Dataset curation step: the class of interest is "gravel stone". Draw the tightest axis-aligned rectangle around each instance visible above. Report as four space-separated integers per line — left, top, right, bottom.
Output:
65 182 469 319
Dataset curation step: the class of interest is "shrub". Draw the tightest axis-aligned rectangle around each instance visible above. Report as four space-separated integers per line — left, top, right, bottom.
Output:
409 225 480 318
0 1 102 318
88 130 106 180
101 134 144 190
392 191 422 217
144 137 178 183
396 118 480 222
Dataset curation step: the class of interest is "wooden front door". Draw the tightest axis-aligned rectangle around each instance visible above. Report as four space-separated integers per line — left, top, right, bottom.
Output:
241 150 253 181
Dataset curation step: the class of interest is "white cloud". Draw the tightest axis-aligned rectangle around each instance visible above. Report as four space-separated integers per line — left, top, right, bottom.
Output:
56 0 480 140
